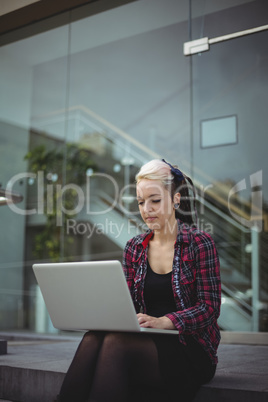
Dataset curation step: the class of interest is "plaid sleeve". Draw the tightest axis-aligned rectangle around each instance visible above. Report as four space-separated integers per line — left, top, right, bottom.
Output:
166 231 221 334
122 239 136 298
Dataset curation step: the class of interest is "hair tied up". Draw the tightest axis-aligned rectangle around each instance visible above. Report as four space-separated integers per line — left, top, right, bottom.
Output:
162 159 184 182
162 158 198 225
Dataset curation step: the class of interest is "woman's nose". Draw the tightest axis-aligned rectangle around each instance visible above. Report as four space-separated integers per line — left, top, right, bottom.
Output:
143 201 153 213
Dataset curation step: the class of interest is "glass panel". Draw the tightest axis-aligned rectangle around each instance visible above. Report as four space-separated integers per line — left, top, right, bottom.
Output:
1 0 267 335
0 0 192 333
31 0 192 266
191 0 268 332
0 22 70 332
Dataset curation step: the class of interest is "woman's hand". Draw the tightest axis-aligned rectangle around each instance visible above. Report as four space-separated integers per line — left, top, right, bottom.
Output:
137 313 176 330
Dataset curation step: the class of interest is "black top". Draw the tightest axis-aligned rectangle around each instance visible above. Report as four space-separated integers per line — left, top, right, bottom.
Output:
144 260 177 317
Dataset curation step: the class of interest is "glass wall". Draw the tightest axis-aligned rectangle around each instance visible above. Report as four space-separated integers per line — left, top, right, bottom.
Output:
190 0 268 331
0 0 267 334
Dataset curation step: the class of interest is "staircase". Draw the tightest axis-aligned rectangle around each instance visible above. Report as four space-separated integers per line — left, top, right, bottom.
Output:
28 105 268 333
75 186 265 332
76 191 143 250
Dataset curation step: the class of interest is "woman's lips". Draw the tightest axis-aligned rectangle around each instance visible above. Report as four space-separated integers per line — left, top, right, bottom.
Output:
146 216 157 222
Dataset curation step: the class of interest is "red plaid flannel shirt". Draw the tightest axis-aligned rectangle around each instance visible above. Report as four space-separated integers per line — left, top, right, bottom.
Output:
122 220 221 365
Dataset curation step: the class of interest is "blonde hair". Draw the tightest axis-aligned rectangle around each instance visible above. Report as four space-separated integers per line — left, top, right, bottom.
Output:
135 159 173 189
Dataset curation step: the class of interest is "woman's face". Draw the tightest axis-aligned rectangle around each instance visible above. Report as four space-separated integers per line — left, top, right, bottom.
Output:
136 179 178 232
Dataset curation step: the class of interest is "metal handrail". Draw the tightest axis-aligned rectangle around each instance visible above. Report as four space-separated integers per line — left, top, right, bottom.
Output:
221 283 252 314
199 198 251 233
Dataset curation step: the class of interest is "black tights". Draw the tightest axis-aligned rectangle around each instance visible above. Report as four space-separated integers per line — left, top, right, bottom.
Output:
59 331 164 402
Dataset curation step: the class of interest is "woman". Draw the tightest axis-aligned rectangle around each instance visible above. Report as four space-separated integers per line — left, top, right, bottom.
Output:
57 159 221 402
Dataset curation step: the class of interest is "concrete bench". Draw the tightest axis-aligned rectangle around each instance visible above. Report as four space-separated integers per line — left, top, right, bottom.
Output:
0 332 267 402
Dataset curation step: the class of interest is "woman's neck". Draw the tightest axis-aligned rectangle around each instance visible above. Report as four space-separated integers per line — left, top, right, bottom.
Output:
152 219 178 244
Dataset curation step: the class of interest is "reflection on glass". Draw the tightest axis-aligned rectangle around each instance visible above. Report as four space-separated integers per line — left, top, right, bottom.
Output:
0 0 267 334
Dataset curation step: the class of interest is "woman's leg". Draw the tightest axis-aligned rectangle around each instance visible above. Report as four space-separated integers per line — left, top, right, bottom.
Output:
59 331 105 402
89 332 163 402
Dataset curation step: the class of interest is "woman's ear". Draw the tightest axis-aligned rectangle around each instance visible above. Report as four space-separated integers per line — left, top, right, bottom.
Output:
173 192 181 205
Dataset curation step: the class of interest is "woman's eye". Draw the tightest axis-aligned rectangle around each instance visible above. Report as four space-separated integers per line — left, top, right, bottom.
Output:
137 199 160 206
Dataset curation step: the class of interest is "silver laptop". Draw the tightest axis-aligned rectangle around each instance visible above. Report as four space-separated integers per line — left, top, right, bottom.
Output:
32 260 178 335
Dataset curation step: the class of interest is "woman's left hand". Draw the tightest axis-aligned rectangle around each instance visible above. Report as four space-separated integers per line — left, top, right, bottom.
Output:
137 313 176 330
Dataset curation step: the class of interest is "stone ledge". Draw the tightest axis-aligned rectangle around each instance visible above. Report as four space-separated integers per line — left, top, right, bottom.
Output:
0 339 267 402
0 366 64 402
1 365 268 402
220 331 268 345
194 387 268 402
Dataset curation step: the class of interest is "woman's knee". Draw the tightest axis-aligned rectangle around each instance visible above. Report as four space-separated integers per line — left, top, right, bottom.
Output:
101 332 148 363
79 330 105 349
101 332 130 353
101 332 156 364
